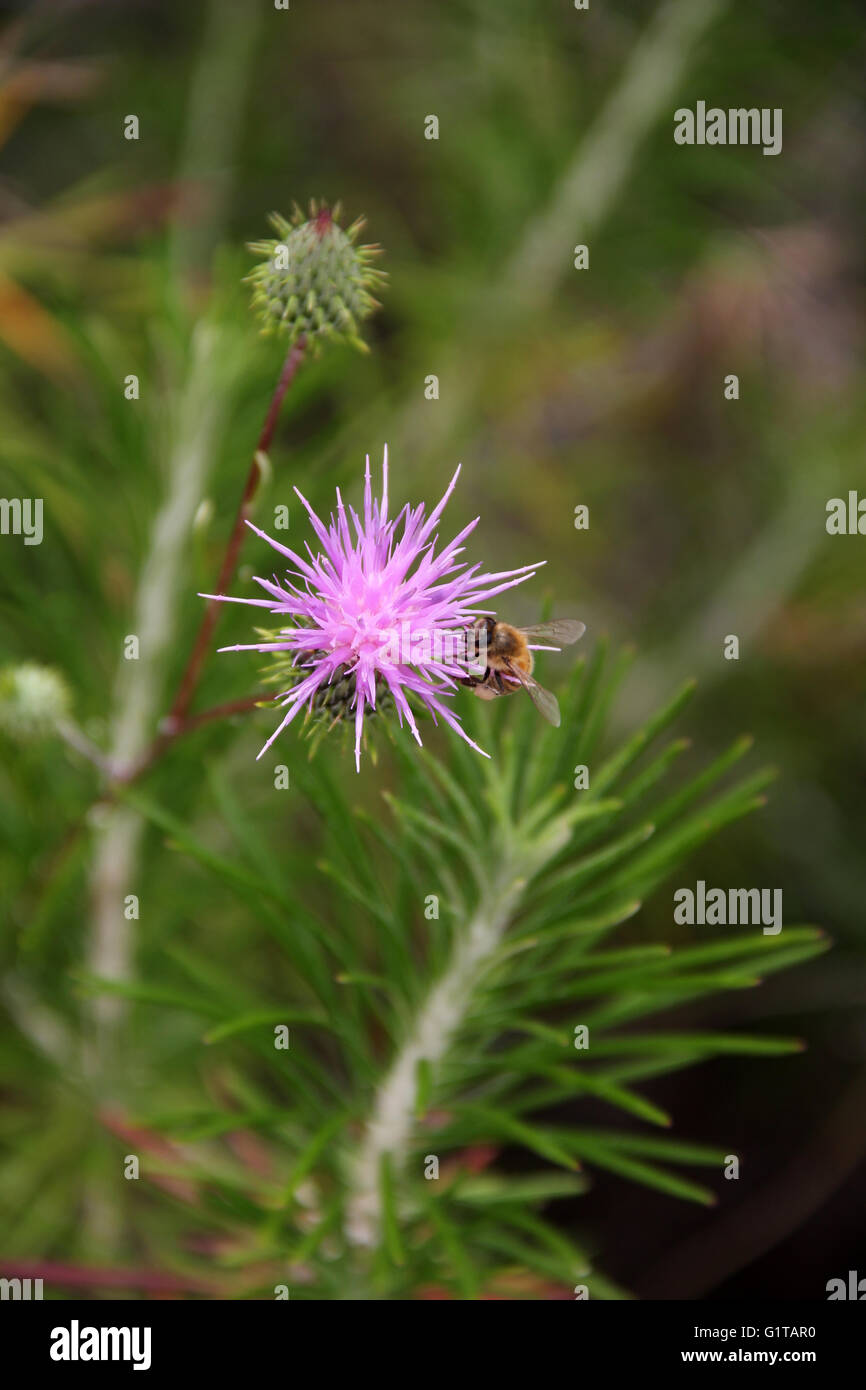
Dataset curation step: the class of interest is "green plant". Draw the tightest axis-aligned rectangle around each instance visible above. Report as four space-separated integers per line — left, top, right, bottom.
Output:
77 641 824 1299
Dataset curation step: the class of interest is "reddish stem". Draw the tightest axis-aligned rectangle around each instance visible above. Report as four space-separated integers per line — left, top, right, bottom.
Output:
116 693 273 785
165 335 306 733
106 338 306 786
176 692 273 733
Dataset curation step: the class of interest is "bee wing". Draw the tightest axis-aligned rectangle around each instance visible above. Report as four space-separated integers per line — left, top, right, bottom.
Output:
518 619 586 645
504 659 561 727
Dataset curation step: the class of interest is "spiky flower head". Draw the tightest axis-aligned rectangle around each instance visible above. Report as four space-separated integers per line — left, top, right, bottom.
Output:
204 450 542 770
0 662 70 742
246 201 386 353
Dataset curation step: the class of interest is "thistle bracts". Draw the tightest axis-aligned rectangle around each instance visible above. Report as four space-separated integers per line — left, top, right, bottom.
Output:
246 201 386 353
257 632 394 753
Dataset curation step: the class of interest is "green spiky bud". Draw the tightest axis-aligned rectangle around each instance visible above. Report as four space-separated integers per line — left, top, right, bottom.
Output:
246 201 386 353
0 662 71 742
256 632 393 747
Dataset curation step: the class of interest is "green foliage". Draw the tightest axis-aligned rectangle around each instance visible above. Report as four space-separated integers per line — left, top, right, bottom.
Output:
0 0 859 1305
73 650 825 1299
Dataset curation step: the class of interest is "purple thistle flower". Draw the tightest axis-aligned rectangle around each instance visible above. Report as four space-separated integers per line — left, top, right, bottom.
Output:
203 449 541 770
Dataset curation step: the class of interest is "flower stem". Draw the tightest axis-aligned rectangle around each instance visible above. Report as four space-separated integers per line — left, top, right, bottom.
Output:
112 337 306 785
172 691 272 733
163 335 307 735
115 693 272 784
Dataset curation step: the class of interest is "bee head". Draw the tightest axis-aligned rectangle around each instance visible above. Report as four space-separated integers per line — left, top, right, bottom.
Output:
468 615 496 663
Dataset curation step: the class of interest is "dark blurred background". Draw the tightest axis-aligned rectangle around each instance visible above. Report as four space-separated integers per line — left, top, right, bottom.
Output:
1 0 865 1298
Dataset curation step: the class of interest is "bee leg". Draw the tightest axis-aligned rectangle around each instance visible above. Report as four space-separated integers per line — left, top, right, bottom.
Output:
459 667 490 689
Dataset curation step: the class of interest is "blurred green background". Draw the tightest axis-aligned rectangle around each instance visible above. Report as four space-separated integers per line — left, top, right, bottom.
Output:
1 0 865 1297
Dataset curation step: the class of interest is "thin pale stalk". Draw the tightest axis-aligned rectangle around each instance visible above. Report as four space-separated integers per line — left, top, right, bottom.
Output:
82 0 261 1253
345 814 569 1248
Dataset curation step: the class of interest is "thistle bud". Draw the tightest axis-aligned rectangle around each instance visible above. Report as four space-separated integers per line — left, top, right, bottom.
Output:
246 201 386 353
256 631 393 736
0 662 71 742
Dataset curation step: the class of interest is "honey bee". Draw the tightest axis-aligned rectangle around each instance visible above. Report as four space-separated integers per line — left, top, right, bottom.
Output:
461 616 586 726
